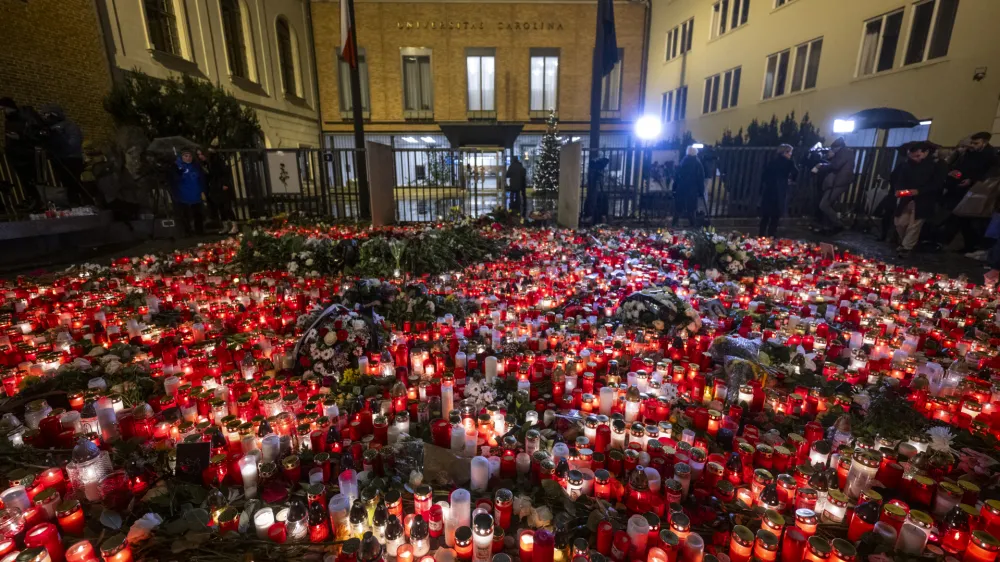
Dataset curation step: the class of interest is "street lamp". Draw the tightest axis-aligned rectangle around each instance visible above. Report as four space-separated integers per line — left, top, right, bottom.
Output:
634 116 663 143
833 119 856 134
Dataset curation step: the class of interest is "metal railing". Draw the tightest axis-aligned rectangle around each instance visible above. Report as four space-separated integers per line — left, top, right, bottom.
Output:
581 145 915 224
210 148 365 221
0 143 920 227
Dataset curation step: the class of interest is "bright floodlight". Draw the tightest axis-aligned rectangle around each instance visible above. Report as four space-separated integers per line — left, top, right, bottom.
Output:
634 115 663 141
833 119 856 134
692 143 705 149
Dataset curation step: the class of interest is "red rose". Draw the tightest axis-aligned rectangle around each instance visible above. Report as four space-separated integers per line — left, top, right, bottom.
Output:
299 356 311 368
334 319 343 329
337 329 348 341
319 327 329 338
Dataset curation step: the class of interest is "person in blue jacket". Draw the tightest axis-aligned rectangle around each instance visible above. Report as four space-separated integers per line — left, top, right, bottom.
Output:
173 148 206 235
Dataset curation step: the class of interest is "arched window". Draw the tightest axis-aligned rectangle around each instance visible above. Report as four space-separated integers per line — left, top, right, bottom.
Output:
144 0 183 56
276 17 303 98
221 0 257 81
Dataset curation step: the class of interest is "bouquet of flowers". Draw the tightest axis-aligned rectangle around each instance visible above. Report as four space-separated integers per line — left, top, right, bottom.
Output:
295 304 376 380
684 229 751 276
616 288 701 333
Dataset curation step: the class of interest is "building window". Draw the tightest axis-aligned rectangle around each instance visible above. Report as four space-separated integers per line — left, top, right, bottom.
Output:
711 0 750 39
221 0 257 81
703 67 740 114
904 0 959 65
665 18 695 61
601 49 625 116
764 37 822 99
662 86 688 122
402 48 433 118
466 48 496 117
338 48 370 117
858 9 904 76
276 17 303 98
529 48 559 117
144 0 182 56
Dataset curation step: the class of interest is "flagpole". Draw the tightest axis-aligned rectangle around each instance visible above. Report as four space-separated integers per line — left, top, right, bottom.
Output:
347 0 371 219
588 1 604 161
587 0 606 223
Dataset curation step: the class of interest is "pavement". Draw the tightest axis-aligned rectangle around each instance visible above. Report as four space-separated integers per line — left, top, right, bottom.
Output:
2 223 990 284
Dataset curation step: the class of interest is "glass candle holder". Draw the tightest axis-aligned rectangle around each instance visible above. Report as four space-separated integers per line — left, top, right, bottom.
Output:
964 531 1000 562
65 448 112 502
753 529 779 562
803 537 831 562
728 525 754 562
896 510 932 555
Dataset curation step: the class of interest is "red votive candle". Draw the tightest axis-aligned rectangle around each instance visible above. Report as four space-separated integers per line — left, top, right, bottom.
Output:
56 500 85 536
25 522 64 562
534 529 555 562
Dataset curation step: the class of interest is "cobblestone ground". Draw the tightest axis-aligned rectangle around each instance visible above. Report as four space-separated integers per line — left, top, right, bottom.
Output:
4 226 991 284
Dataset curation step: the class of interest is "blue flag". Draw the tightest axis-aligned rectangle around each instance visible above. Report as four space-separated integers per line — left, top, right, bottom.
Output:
596 0 619 76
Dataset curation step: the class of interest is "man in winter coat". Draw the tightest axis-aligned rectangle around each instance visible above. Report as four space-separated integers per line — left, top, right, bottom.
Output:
759 144 798 237
815 137 854 233
672 146 705 228
891 142 948 256
1 97 45 209
505 155 528 217
40 105 87 206
173 149 206 235
200 149 238 234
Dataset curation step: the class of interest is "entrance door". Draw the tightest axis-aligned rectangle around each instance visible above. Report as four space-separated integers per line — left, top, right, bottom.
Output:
461 147 505 216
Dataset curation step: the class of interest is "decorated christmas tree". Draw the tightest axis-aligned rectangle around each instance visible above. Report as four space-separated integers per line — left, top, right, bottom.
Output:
533 111 560 194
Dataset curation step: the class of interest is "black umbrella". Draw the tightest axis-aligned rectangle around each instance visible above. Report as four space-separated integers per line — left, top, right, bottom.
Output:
847 108 921 130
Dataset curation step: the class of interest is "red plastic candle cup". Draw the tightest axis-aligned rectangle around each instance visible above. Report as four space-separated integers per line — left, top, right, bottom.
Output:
56 500 85 536
25 522 64 562
65 540 99 562
781 529 807 562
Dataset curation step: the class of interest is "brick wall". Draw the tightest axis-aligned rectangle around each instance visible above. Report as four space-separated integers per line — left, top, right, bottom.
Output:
0 0 114 144
312 0 648 135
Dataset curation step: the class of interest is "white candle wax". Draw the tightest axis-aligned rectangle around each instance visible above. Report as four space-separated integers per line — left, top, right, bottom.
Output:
484 356 498 382
442 382 455 418
456 352 467 369
261 434 280 463
254 507 275 539
516 452 531 475
600 387 614 415
451 489 471 528
470 456 490 492
451 425 466 452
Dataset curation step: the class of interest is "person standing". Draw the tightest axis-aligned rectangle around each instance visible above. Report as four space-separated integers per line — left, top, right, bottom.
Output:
759 144 798 237
943 132 999 253
173 149 206 236
814 137 855 234
201 149 238 234
672 146 705 228
40 105 87 206
891 142 947 256
1 98 45 210
505 155 528 217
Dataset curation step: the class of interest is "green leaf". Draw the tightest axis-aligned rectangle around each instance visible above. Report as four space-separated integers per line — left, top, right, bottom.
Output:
185 508 211 528
100 510 123 530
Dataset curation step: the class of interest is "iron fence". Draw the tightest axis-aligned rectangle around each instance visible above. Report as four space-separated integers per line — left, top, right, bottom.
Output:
0 143 924 227
582 145 915 224
212 148 365 221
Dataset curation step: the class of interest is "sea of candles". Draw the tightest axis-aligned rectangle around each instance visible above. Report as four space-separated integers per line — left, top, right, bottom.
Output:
0 224 996 562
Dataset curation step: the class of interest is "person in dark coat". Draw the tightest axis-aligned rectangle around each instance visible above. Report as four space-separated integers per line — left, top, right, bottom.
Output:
40 104 88 206
173 149 206 236
587 157 611 224
1 97 46 209
814 137 855 233
891 141 948 256
941 132 999 252
672 146 705 228
759 144 798 237
505 155 528 217
200 149 238 233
